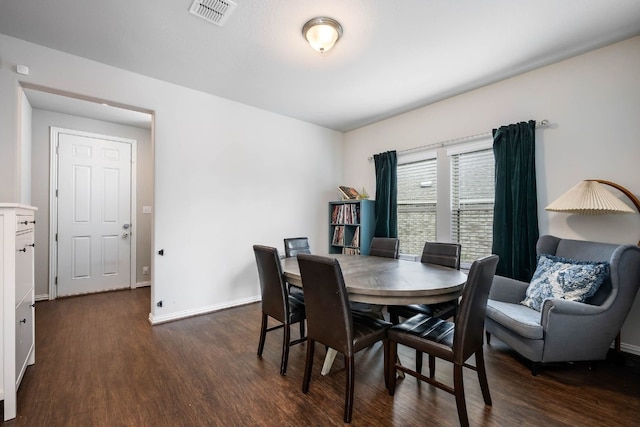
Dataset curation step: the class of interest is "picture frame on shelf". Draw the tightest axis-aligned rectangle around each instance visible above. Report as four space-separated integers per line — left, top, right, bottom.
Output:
338 186 359 200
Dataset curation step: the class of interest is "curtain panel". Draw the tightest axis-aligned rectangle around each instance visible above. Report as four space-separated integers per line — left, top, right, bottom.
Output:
492 121 539 281
373 151 398 238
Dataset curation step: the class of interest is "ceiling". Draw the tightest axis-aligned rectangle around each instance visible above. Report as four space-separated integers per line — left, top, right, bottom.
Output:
2 0 640 132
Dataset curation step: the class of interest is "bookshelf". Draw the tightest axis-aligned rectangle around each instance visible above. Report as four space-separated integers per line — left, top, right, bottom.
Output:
329 200 375 255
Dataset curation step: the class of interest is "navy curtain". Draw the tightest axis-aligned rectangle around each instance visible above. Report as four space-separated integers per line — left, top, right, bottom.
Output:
492 121 539 281
373 151 398 238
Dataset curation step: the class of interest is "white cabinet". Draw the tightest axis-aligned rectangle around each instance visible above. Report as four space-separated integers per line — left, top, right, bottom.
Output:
0 204 37 421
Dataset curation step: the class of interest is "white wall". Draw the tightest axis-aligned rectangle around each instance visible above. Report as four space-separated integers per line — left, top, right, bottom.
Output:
343 36 640 351
0 34 343 323
18 88 32 205
30 109 153 298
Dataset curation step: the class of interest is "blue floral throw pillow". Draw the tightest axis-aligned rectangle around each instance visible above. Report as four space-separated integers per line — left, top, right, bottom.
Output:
521 254 610 312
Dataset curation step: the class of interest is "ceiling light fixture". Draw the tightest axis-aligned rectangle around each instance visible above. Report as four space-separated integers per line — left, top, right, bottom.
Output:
302 17 343 53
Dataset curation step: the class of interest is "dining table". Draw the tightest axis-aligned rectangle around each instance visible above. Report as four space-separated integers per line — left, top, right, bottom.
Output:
282 253 468 375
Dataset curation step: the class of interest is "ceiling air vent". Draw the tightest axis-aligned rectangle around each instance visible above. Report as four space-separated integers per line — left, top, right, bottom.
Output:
189 0 237 27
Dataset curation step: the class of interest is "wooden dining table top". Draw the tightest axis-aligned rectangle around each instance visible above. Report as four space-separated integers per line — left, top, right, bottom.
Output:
282 254 468 305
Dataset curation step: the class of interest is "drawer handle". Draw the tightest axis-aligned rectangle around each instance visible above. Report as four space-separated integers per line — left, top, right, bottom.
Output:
19 319 26 324
28 243 35 247
17 248 27 252
18 220 35 225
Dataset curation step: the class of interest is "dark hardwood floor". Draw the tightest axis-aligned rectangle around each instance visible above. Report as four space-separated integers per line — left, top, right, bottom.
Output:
3 287 639 426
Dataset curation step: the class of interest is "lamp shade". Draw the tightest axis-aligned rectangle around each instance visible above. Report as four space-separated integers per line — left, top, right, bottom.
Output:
302 17 342 53
545 180 635 215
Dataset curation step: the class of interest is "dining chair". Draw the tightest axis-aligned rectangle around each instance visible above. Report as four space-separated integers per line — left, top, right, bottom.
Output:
297 253 391 424
350 237 401 319
283 237 311 258
388 242 462 323
368 237 400 258
283 237 311 302
386 254 499 427
387 242 462 372
253 245 306 375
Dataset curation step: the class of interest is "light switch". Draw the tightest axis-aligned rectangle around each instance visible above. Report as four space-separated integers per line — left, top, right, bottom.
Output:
143 205 152 214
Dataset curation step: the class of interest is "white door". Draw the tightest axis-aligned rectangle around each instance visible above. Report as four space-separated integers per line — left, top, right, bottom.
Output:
57 132 132 296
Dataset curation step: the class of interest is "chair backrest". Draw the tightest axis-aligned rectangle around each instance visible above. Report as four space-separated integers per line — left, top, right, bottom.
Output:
253 245 288 322
284 237 311 258
369 237 399 259
536 234 640 316
453 254 499 363
297 254 354 355
421 242 462 270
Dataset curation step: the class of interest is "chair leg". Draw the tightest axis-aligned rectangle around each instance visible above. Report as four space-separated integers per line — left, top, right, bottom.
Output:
416 350 423 374
475 349 492 405
302 340 315 393
280 324 291 375
428 354 435 379
344 354 355 423
390 311 400 325
257 313 268 357
453 363 469 427
383 339 389 389
388 341 398 396
299 319 306 339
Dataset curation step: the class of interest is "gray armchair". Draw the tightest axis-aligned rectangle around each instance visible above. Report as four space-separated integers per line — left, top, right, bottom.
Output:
485 235 640 374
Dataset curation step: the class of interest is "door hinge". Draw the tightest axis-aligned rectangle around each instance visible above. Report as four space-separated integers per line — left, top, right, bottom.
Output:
55 189 58 197
55 233 58 242
55 276 58 285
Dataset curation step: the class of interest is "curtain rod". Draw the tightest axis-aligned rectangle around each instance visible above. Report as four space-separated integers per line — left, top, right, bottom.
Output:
368 119 549 162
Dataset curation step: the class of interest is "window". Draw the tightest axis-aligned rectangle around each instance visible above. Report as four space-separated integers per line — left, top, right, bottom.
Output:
449 145 495 264
396 139 494 265
397 157 437 256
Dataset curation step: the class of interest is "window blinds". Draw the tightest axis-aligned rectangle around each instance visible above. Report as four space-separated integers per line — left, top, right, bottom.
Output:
450 147 495 264
397 158 437 256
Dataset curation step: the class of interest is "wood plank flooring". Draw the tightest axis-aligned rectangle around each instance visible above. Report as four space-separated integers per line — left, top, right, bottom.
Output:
3 287 639 426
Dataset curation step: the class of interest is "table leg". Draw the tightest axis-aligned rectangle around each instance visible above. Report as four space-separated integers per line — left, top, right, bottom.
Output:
321 348 338 375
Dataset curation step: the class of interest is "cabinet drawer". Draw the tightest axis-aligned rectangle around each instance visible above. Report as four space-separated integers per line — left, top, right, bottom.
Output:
15 230 35 305
15 297 34 383
16 214 35 233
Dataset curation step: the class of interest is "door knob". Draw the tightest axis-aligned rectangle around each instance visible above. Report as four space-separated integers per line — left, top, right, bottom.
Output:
122 232 129 238
123 224 130 229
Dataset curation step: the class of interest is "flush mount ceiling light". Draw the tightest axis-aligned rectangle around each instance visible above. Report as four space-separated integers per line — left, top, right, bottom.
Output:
302 17 343 53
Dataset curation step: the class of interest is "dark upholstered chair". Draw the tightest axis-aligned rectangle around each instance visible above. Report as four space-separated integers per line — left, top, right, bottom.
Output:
350 237 400 319
253 245 306 375
486 235 640 375
284 237 311 258
297 254 391 424
388 242 462 323
387 255 499 427
368 237 400 258
283 237 310 302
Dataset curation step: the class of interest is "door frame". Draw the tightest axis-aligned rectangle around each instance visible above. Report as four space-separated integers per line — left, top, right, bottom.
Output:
48 127 137 299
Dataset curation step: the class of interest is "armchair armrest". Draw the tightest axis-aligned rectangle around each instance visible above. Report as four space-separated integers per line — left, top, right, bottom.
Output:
539 298 614 362
540 298 604 325
488 275 529 303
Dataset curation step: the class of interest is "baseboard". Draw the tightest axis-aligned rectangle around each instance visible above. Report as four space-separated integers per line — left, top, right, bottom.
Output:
148 295 261 325
35 294 50 301
620 342 640 357
134 281 152 288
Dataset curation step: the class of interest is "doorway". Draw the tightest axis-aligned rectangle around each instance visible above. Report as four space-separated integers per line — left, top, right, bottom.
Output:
19 84 154 302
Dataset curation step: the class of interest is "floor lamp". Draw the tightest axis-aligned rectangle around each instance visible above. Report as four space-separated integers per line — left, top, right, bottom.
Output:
546 179 640 351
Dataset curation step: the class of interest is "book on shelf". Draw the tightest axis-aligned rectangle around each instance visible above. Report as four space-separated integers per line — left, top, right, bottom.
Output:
332 226 345 246
350 226 360 247
338 186 359 200
342 247 360 255
331 203 360 225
